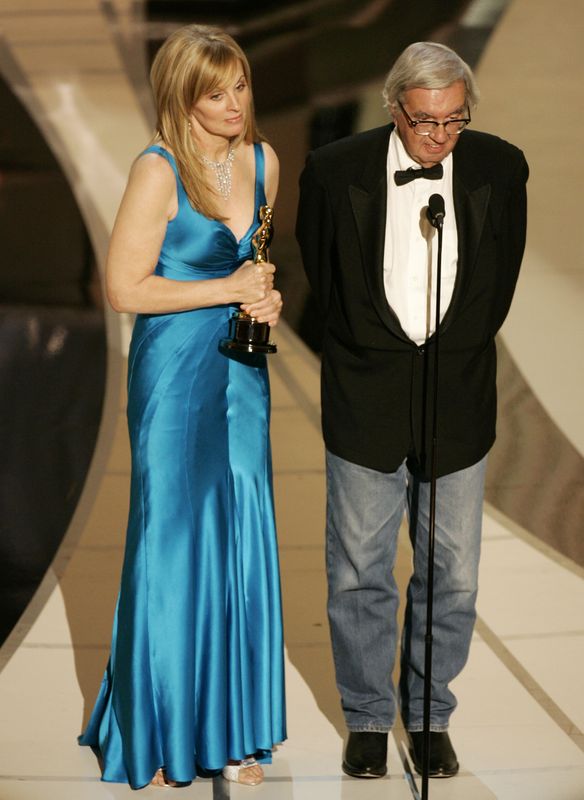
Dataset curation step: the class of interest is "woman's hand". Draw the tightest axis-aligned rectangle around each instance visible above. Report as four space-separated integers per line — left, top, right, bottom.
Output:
226 260 275 305
241 289 283 326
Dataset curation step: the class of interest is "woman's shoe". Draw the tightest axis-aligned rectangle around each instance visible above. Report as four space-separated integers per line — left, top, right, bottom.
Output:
222 758 264 786
150 768 179 788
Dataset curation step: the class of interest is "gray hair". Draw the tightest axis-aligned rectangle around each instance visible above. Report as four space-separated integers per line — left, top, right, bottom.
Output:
382 42 480 117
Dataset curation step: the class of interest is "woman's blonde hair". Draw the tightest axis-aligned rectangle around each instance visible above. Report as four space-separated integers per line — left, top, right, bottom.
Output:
150 24 260 219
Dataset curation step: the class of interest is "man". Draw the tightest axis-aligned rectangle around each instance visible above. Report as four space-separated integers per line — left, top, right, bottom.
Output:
296 42 528 779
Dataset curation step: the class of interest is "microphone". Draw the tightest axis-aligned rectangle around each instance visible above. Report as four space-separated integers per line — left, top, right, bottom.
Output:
427 193 445 228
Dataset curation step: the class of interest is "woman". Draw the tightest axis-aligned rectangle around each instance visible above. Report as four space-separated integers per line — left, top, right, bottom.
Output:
79 24 286 789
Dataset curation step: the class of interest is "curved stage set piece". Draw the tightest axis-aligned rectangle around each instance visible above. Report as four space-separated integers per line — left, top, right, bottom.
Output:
0 1 583 799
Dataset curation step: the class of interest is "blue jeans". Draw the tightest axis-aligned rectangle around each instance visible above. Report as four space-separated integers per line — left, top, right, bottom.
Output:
325 449 487 733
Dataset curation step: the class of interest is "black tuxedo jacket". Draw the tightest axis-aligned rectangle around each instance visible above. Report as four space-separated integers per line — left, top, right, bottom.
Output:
296 125 528 477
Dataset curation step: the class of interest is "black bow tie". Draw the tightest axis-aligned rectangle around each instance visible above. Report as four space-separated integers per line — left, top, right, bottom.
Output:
394 163 443 186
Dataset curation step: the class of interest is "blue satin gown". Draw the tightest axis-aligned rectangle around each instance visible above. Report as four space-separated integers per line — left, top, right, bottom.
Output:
79 142 286 788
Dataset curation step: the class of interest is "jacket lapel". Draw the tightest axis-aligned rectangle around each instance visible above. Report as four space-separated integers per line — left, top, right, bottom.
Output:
442 135 491 330
349 125 410 340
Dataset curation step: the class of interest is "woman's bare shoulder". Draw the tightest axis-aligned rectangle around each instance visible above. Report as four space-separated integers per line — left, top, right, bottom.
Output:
132 148 175 183
260 140 279 169
116 148 177 222
259 141 279 205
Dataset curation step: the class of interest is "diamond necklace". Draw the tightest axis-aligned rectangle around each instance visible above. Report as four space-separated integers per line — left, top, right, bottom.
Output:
200 146 235 199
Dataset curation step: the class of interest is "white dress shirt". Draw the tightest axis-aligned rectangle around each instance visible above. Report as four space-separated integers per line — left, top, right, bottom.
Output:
383 129 458 345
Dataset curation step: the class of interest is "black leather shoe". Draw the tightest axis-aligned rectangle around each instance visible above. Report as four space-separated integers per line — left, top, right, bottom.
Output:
342 731 388 778
409 731 459 778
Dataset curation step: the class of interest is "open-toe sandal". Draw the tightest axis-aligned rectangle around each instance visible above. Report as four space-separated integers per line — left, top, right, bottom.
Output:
222 758 264 786
150 768 179 788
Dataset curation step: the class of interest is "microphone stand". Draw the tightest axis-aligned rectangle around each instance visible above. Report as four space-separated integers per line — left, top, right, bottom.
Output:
421 198 444 800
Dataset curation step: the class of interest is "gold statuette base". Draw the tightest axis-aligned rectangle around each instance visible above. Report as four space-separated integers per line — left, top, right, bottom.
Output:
220 310 277 354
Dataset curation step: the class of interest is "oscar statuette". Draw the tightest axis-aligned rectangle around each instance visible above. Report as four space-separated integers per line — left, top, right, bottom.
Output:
220 204 278 354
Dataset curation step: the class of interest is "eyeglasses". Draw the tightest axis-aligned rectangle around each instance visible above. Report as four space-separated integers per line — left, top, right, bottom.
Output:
398 101 471 136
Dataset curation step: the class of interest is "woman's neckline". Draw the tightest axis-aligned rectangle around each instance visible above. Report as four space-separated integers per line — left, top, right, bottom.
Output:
150 142 260 245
